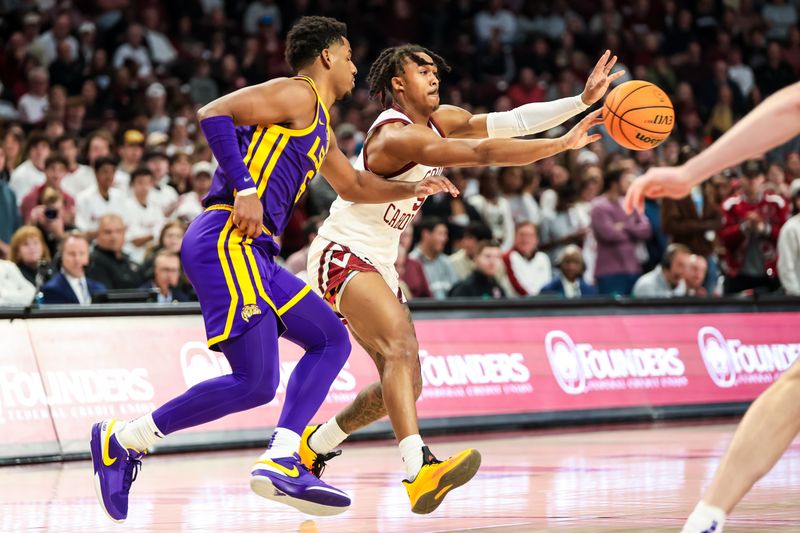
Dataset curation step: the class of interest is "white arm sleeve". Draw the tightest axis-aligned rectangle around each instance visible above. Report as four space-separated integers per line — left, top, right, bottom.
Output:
486 95 589 138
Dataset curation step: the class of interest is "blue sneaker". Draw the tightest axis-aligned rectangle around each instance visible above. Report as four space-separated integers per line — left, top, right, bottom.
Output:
90 419 145 522
250 454 350 516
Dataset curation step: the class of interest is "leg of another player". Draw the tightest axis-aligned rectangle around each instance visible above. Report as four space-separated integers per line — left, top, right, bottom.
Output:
274 273 352 441
339 273 422 443
336 324 419 434
248 270 353 516
303 271 425 475
312 272 480 514
682 361 800 533
90 312 281 522
135 310 281 443
303 326 412 467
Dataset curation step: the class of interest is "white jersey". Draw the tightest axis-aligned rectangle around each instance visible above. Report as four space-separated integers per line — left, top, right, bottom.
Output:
316 107 445 266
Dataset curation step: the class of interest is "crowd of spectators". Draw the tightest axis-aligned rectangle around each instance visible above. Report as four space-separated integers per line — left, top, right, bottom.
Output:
1 0 800 306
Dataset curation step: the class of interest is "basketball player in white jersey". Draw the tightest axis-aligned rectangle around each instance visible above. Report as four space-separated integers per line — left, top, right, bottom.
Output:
624 82 800 533
301 45 622 513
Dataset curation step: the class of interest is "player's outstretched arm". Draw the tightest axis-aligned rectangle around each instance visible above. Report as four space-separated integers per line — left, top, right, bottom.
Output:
436 50 624 139
321 136 459 203
625 81 800 214
381 109 602 168
197 78 316 238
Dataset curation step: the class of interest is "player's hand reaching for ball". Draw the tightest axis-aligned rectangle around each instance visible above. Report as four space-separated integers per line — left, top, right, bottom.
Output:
624 166 693 214
233 191 264 238
560 109 603 151
414 175 460 198
581 50 627 106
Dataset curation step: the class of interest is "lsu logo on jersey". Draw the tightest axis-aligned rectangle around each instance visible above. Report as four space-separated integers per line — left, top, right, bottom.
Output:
241 304 262 323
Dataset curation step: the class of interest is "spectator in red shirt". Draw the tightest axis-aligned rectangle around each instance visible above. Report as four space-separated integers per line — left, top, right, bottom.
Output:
285 217 322 277
20 154 75 225
401 253 432 299
720 160 789 294
394 248 415 301
507 67 546 107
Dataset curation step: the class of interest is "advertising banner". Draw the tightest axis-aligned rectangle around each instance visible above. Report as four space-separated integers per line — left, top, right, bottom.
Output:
22 316 379 453
0 320 60 458
413 313 799 416
2 311 799 459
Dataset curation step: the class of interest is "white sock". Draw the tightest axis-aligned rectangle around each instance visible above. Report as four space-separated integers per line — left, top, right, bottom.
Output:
399 434 425 481
308 416 349 454
115 413 164 452
681 501 727 533
260 427 301 459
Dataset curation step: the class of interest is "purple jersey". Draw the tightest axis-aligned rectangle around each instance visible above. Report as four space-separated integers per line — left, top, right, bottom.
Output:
187 76 331 349
204 76 330 243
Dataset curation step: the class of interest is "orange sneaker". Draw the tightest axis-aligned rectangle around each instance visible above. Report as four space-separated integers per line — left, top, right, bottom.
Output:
298 425 341 478
402 446 481 514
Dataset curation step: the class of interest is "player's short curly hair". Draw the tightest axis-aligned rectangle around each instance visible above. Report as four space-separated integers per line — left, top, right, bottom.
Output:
285 16 348 71
366 44 451 107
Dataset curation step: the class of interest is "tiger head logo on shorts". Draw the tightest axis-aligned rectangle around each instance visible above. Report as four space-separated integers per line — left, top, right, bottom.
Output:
241 304 262 323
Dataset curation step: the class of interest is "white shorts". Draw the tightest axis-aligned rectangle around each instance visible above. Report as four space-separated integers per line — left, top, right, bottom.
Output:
307 236 404 313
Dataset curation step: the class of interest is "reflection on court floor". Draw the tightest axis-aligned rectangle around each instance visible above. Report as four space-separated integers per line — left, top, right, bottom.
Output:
1 422 799 532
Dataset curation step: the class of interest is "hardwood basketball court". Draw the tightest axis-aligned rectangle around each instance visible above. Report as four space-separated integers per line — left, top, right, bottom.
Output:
2 422 798 532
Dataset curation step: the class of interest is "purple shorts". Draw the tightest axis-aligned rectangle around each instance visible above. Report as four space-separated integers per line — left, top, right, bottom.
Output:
182 206 309 350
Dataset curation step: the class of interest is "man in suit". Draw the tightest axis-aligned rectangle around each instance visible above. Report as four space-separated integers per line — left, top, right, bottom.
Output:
42 231 106 304
540 244 598 298
140 250 190 303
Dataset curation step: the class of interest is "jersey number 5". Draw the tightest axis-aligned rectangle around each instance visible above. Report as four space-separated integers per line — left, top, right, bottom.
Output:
295 136 328 204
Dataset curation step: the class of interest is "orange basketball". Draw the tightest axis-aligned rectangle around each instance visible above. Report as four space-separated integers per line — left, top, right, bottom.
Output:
603 80 674 151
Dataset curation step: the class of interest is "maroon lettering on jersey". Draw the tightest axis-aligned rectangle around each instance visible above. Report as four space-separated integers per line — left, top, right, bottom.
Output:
383 203 396 224
383 198 426 231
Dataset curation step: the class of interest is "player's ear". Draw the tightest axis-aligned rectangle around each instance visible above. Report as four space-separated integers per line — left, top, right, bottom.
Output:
391 76 403 95
320 48 333 70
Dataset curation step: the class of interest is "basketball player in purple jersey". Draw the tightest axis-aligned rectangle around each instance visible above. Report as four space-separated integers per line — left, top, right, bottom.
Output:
625 82 800 533
89 17 457 522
